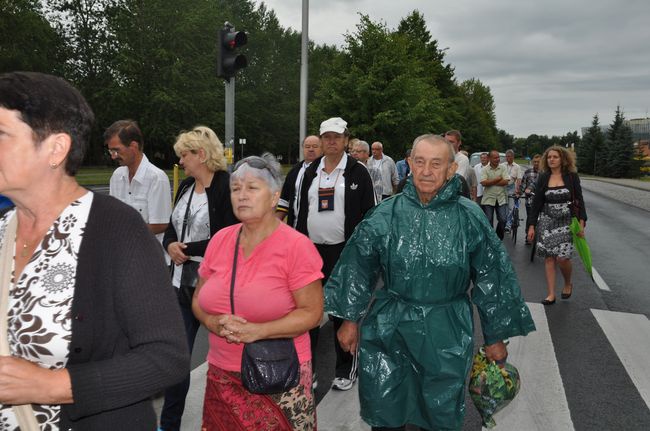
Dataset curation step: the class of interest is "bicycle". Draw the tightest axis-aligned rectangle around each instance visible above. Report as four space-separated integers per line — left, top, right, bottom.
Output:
506 195 521 244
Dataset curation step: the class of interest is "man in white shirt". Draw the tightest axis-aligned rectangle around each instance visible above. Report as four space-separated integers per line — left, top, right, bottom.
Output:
444 130 470 180
474 152 489 205
105 120 171 245
350 140 381 204
504 149 523 231
367 141 399 201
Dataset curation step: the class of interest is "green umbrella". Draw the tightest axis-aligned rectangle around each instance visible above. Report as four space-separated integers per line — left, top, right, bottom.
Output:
570 217 593 279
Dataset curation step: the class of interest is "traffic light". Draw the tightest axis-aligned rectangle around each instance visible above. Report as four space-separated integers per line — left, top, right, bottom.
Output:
217 25 247 79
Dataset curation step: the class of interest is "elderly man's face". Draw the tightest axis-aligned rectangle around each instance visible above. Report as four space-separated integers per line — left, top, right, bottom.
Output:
320 132 347 158
371 142 382 159
303 136 322 163
480 153 489 165
353 144 369 162
506 152 514 164
408 140 456 204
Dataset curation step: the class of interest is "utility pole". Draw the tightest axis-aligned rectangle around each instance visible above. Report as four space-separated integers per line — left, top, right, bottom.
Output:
298 0 309 162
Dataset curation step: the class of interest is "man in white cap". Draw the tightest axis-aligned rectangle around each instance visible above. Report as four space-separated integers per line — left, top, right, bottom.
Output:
296 117 375 391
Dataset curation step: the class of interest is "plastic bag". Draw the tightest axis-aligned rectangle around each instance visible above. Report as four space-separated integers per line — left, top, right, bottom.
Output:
469 348 521 428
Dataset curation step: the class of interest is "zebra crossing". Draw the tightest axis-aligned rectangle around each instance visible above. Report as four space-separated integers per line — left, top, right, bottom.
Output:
159 303 650 430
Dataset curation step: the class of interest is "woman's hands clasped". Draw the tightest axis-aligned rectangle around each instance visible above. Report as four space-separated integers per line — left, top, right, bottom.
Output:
206 314 263 344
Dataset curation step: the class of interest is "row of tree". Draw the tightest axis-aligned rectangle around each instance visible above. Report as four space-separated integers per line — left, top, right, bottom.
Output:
2 0 501 166
3 1 642 177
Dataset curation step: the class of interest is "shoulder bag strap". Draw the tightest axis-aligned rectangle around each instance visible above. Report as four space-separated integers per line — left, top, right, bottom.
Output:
229 228 242 315
0 213 40 431
179 184 196 243
170 185 195 278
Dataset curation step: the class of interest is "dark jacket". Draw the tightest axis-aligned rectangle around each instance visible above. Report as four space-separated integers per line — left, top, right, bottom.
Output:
526 171 588 227
162 170 237 257
277 160 303 227
296 155 375 242
52 193 188 430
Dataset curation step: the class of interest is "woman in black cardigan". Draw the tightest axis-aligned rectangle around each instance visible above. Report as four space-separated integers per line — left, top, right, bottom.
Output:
160 126 237 431
526 145 587 305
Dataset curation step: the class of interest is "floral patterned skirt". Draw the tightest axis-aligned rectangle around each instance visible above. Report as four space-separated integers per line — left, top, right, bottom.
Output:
202 361 316 431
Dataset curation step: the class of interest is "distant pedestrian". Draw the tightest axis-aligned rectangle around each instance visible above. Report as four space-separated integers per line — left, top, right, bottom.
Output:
521 154 541 244
527 146 587 305
461 150 477 200
480 150 510 239
351 139 382 204
474 152 489 204
395 149 411 182
277 135 322 227
504 149 523 231
105 120 171 249
444 130 470 179
368 141 399 200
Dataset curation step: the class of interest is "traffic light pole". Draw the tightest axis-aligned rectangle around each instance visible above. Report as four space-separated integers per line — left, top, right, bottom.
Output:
225 77 235 166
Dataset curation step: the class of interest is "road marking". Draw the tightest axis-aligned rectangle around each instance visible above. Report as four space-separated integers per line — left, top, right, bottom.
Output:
592 309 650 410
592 267 611 291
486 303 574 430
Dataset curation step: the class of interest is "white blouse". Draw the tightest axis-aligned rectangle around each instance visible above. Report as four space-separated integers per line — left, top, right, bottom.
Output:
0 192 93 430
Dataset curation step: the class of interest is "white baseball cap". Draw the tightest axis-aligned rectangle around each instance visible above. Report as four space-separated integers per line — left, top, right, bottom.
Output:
319 117 348 135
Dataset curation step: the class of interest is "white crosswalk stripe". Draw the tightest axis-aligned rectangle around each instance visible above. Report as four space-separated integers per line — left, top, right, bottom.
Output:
592 309 650 409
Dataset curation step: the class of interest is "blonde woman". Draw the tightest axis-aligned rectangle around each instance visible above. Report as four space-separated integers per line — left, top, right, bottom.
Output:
160 126 237 430
526 145 587 304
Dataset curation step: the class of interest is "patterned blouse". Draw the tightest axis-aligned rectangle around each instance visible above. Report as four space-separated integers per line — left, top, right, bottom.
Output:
0 192 93 430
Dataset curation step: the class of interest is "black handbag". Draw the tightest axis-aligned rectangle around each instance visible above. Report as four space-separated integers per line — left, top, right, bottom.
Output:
230 229 300 394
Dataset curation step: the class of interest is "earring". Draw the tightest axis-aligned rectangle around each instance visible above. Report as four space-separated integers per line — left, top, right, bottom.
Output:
50 162 58 169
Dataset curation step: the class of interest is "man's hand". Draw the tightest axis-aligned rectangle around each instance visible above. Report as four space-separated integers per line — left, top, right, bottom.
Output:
337 320 359 354
484 341 508 364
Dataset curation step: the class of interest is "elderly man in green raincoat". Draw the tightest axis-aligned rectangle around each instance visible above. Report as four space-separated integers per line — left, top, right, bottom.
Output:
325 134 535 431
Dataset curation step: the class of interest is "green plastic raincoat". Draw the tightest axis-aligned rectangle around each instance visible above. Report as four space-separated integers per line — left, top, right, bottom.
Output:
324 176 535 430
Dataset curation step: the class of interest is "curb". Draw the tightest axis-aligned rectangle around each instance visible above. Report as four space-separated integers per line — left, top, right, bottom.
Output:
580 177 650 193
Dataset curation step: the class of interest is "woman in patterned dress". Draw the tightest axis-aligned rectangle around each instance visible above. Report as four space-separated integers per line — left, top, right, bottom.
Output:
526 145 588 305
0 72 188 430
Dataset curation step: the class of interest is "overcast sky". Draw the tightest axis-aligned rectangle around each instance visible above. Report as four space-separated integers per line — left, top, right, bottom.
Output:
254 0 650 138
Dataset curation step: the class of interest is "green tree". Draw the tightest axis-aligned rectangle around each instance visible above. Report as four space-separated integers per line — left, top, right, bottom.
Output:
454 78 498 153
497 129 515 153
0 0 66 74
310 14 449 157
577 115 604 175
604 106 637 178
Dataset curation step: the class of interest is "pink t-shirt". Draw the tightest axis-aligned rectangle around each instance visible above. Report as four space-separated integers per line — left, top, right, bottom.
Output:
198 222 324 371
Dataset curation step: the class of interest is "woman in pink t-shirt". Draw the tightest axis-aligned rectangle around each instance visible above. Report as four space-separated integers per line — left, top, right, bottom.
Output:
192 153 324 431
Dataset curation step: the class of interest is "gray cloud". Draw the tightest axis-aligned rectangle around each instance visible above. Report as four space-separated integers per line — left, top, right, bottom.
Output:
255 0 650 137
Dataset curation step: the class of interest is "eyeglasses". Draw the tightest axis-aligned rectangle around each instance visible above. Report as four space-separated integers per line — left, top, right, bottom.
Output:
106 148 120 156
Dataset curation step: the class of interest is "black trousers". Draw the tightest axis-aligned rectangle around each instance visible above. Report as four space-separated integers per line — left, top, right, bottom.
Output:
315 242 357 379
160 286 200 431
